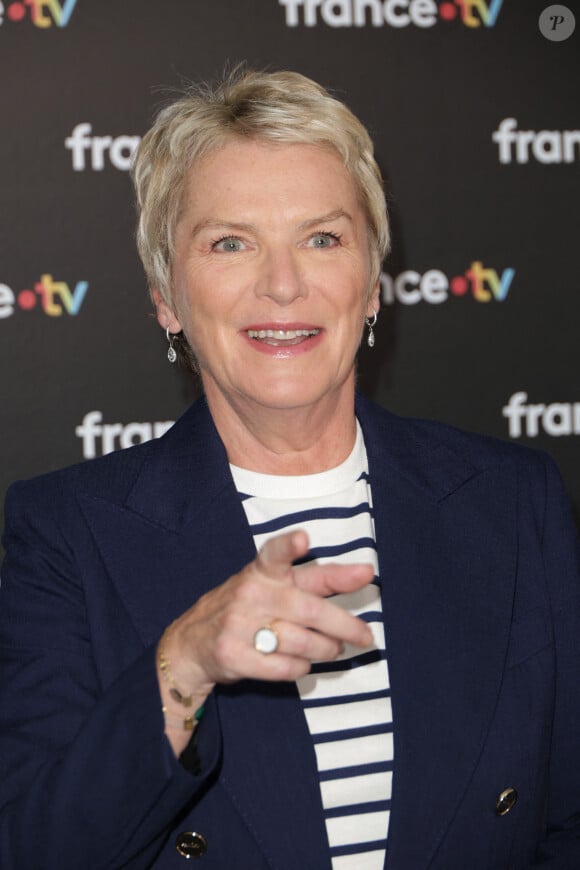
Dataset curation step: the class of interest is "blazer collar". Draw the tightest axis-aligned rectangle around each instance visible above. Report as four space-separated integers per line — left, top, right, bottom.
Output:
124 392 483 534
354 391 482 503
78 397 256 647
125 396 236 534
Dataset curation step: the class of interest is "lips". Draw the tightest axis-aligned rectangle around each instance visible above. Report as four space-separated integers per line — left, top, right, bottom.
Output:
240 322 324 357
246 328 320 346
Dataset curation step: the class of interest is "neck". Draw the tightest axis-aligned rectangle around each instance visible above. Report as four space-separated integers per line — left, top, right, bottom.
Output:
203 381 358 475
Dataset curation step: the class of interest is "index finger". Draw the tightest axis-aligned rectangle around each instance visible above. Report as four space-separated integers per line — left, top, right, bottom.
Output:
255 530 310 579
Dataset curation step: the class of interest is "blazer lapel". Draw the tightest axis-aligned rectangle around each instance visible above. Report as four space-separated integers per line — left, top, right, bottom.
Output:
357 396 517 870
77 398 257 648
78 398 332 869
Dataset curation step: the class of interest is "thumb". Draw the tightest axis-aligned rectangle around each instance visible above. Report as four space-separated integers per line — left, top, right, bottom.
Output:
255 530 310 579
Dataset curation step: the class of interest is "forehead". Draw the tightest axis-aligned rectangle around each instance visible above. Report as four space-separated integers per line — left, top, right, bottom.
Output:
179 139 362 220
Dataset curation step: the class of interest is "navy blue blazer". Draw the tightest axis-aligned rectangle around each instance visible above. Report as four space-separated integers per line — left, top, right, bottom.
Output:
1 394 580 869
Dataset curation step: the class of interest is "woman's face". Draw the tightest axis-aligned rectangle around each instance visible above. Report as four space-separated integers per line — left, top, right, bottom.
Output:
156 139 379 419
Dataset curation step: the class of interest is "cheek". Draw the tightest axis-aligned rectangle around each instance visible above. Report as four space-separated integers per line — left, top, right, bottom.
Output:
340 276 373 321
172 272 212 331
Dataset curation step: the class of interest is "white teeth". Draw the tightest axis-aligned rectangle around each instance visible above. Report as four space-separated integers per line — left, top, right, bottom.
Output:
247 328 320 339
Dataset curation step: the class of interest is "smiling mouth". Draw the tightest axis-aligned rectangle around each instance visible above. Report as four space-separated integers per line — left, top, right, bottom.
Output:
246 328 320 346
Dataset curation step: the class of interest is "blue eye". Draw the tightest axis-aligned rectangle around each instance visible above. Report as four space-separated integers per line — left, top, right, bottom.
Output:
309 232 341 248
213 236 244 252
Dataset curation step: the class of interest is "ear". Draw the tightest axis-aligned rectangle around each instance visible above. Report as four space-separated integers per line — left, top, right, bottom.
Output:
152 289 183 334
366 276 381 319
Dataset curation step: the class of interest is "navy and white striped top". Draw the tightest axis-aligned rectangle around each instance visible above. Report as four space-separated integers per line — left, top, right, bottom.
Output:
230 422 393 869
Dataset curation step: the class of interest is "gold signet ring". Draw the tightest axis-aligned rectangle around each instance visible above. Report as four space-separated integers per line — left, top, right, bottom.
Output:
253 625 279 654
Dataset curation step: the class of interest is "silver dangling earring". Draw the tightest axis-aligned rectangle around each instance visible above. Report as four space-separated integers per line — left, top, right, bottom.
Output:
166 327 177 363
366 312 378 348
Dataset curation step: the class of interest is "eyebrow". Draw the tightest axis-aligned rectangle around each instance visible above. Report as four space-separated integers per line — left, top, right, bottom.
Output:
189 209 353 238
298 209 354 230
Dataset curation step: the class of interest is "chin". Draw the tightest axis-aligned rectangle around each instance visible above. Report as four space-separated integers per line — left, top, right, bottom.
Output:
243 377 344 412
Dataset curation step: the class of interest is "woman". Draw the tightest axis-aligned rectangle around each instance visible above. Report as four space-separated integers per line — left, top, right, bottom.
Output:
1 69 580 870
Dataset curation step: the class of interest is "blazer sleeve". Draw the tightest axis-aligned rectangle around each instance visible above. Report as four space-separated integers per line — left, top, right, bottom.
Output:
0 478 222 870
529 455 580 867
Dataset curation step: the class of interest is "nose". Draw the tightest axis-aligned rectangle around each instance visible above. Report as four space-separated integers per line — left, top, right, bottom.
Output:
254 245 307 305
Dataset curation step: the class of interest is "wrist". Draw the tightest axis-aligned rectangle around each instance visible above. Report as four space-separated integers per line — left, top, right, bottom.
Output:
157 622 212 731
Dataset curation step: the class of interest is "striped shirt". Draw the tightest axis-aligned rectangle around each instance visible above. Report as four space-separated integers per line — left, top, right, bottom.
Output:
230 422 393 869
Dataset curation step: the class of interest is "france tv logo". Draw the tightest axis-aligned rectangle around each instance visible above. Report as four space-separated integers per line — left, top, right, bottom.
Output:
279 0 504 28
0 0 78 28
76 412 175 459
492 119 580 165
65 123 141 172
0 275 89 319
381 261 515 305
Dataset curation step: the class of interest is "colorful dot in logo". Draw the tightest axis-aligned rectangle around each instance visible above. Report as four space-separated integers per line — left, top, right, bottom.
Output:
439 2 458 21
17 289 37 310
7 2 26 21
450 276 469 296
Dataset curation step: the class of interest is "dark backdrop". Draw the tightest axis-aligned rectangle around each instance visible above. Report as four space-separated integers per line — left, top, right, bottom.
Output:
1 0 579 551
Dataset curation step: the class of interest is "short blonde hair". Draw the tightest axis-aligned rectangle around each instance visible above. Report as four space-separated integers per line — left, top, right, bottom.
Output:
132 68 389 309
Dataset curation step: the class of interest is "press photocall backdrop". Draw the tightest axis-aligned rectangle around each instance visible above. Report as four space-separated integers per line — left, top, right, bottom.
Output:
1 0 579 552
